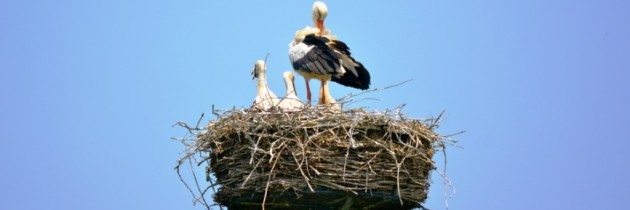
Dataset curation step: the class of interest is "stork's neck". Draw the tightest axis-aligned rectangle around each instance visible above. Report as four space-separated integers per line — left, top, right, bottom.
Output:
314 20 325 35
257 73 268 90
284 77 297 96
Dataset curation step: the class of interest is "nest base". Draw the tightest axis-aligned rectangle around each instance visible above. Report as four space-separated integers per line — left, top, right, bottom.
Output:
225 188 421 210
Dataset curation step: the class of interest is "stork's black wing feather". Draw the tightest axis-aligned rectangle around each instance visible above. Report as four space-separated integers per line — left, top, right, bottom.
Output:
291 34 343 76
328 39 371 90
331 60 371 90
290 34 371 90
329 40 352 56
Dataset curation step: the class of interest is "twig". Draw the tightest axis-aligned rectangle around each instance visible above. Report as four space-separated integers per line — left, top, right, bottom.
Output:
196 113 205 128
174 162 197 206
212 105 220 119
440 140 451 209
241 157 265 187
188 157 210 209
338 79 412 103
262 144 285 210
291 150 314 192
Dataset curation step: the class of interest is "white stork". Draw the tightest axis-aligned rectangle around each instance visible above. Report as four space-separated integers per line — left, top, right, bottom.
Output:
288 2 370 105
277 71 305 111
289 28 370 105
311 1 370 92
251 60 280 111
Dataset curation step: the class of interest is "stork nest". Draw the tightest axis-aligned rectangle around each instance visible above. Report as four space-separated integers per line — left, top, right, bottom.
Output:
176 106 448 210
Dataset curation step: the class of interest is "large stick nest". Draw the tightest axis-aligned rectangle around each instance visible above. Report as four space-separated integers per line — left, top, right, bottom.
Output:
181 105 445 209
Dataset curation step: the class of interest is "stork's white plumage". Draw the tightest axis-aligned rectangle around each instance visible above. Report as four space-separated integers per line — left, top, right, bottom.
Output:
277 71 305 111
251 60 280 111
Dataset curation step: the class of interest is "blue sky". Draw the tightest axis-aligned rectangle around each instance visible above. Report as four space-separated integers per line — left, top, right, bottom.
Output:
1 0 629 209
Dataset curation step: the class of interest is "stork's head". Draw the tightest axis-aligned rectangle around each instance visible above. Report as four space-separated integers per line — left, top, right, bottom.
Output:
283 71 295 82
252 60 266 79
312 1 328 33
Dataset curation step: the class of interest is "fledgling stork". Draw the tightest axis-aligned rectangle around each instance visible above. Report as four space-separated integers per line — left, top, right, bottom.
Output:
251 60 280 111
289 27 370 105
277 71 305 111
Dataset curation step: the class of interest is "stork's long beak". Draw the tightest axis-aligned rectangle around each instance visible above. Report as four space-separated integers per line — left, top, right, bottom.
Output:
317 20 324 35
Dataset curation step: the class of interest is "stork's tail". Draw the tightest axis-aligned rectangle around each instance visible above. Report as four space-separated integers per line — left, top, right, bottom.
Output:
331 62 370 90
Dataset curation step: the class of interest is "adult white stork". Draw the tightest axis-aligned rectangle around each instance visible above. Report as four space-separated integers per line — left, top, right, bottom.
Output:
289 27 370 105
251 60 280 111
277 71 305 111
288 2 371 105
312 1 371 93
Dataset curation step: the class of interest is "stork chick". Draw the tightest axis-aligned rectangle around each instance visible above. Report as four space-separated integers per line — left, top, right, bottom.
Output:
278 71 304 111
251 60 280 111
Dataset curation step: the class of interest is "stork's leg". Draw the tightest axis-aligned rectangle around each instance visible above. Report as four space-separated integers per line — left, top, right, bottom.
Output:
320 79 336 105
319 79 326 104
305 78 312 105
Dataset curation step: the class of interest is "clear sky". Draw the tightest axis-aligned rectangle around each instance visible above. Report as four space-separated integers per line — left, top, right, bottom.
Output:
1 0 629 209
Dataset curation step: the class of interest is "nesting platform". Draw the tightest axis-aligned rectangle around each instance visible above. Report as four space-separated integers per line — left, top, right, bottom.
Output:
190 106 443 209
